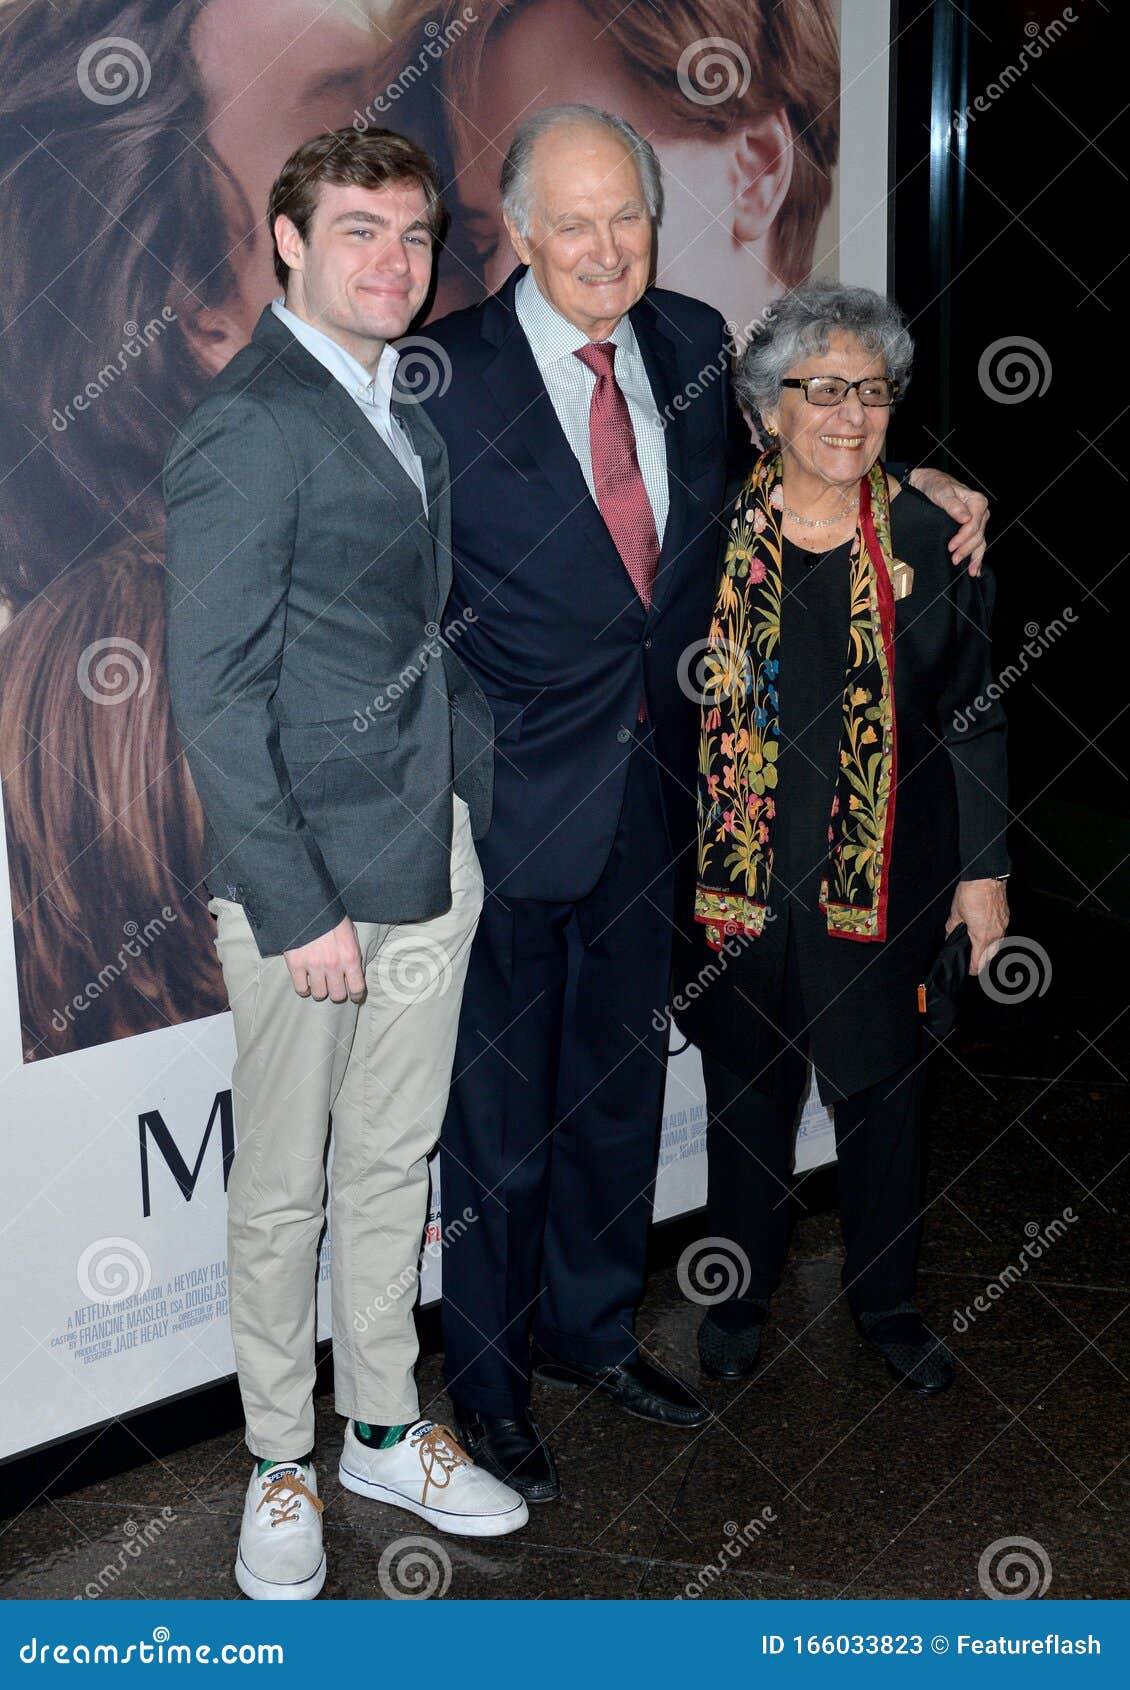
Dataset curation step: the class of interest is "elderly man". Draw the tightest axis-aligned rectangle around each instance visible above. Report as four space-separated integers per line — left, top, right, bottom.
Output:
420 104 986 1500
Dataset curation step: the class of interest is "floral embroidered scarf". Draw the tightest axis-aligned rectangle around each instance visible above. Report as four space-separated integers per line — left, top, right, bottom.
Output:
694 451 898 952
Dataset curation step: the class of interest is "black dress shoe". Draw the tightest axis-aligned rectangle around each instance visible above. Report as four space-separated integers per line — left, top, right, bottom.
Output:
697 1300 768 1380
531 1345 711 1427
451 1404 560 1503
855 1302 956 1395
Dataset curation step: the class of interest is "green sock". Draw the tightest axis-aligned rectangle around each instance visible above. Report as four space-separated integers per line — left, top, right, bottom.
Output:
354 1421 409 1449
257 1452 312 1477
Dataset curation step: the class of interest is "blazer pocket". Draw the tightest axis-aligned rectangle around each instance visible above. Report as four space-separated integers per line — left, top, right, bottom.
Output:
482 694 523 745
277 713 399 765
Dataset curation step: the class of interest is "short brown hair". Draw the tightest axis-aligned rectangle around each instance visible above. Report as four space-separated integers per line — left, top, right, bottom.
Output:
266 127 445 289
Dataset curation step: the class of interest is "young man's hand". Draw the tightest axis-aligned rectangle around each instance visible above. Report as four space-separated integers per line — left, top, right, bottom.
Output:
284 916 366 1003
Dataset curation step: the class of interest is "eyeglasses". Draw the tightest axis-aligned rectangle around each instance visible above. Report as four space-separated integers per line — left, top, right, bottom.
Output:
779 376 900 407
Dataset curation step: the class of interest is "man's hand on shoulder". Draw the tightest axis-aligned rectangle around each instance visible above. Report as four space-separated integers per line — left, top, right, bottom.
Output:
907 467 990 576
284 916 366 1004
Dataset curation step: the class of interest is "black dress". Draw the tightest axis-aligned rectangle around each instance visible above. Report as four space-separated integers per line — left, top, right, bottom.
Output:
670 483 1009 1103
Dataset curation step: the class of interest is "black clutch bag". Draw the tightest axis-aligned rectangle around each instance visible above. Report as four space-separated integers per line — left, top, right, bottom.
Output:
918 922 971 1039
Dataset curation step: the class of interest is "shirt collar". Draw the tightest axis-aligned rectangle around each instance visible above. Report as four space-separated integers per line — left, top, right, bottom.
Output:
270 295 400 422
514 267 638 369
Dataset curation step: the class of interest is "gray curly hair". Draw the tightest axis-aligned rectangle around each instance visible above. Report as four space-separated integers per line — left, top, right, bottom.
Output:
735 282 914 428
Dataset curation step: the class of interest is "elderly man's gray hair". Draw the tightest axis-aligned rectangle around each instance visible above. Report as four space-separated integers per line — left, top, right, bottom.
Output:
499 103 664 237
735 283 914 425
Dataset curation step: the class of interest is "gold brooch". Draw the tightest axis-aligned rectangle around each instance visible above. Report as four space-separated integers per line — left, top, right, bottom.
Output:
891 559 915 600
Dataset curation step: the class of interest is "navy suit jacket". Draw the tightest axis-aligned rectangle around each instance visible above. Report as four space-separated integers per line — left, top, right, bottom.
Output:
421 266 747 901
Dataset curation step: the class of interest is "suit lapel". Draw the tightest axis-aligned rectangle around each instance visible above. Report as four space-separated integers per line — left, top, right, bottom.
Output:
314 378 438 589
250 307 444 606
395 396 452 617
630 295 690 622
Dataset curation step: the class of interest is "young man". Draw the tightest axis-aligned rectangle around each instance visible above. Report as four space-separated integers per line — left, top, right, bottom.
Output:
163 127 526 1602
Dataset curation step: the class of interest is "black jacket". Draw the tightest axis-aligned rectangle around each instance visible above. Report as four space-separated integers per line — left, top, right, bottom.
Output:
670 483 1009 1099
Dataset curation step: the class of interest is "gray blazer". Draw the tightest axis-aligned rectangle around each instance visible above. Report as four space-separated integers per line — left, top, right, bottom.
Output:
163 305 493 957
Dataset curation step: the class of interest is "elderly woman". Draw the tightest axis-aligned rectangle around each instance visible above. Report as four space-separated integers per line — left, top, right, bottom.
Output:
673 282 1009 1394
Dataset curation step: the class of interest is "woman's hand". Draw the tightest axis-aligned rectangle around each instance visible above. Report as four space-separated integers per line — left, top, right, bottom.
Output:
947 878 1010 975
907 467 990 575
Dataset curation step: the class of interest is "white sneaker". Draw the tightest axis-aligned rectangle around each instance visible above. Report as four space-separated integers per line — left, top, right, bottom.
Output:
339 1419 528 1537
235 1461 326 1600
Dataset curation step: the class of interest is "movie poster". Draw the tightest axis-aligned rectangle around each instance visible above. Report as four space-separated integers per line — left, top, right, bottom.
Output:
0 0 888 1459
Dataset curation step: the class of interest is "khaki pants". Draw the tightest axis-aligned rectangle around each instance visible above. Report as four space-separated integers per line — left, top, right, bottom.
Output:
209 798 483 1461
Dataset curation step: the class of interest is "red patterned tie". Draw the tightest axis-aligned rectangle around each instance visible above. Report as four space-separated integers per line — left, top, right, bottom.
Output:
574 341 660 607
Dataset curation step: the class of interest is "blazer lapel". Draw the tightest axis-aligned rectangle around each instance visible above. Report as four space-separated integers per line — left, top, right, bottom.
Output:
630 295 691 622
314 378 437 585
250 308 441 595
395 396 452 618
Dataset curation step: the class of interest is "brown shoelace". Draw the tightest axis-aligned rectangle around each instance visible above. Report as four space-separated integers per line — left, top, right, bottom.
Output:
256 1472 325 1528
414 1424 472 1506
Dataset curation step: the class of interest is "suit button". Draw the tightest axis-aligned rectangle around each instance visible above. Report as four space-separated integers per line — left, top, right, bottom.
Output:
617 727 631 744
643 637 653 650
